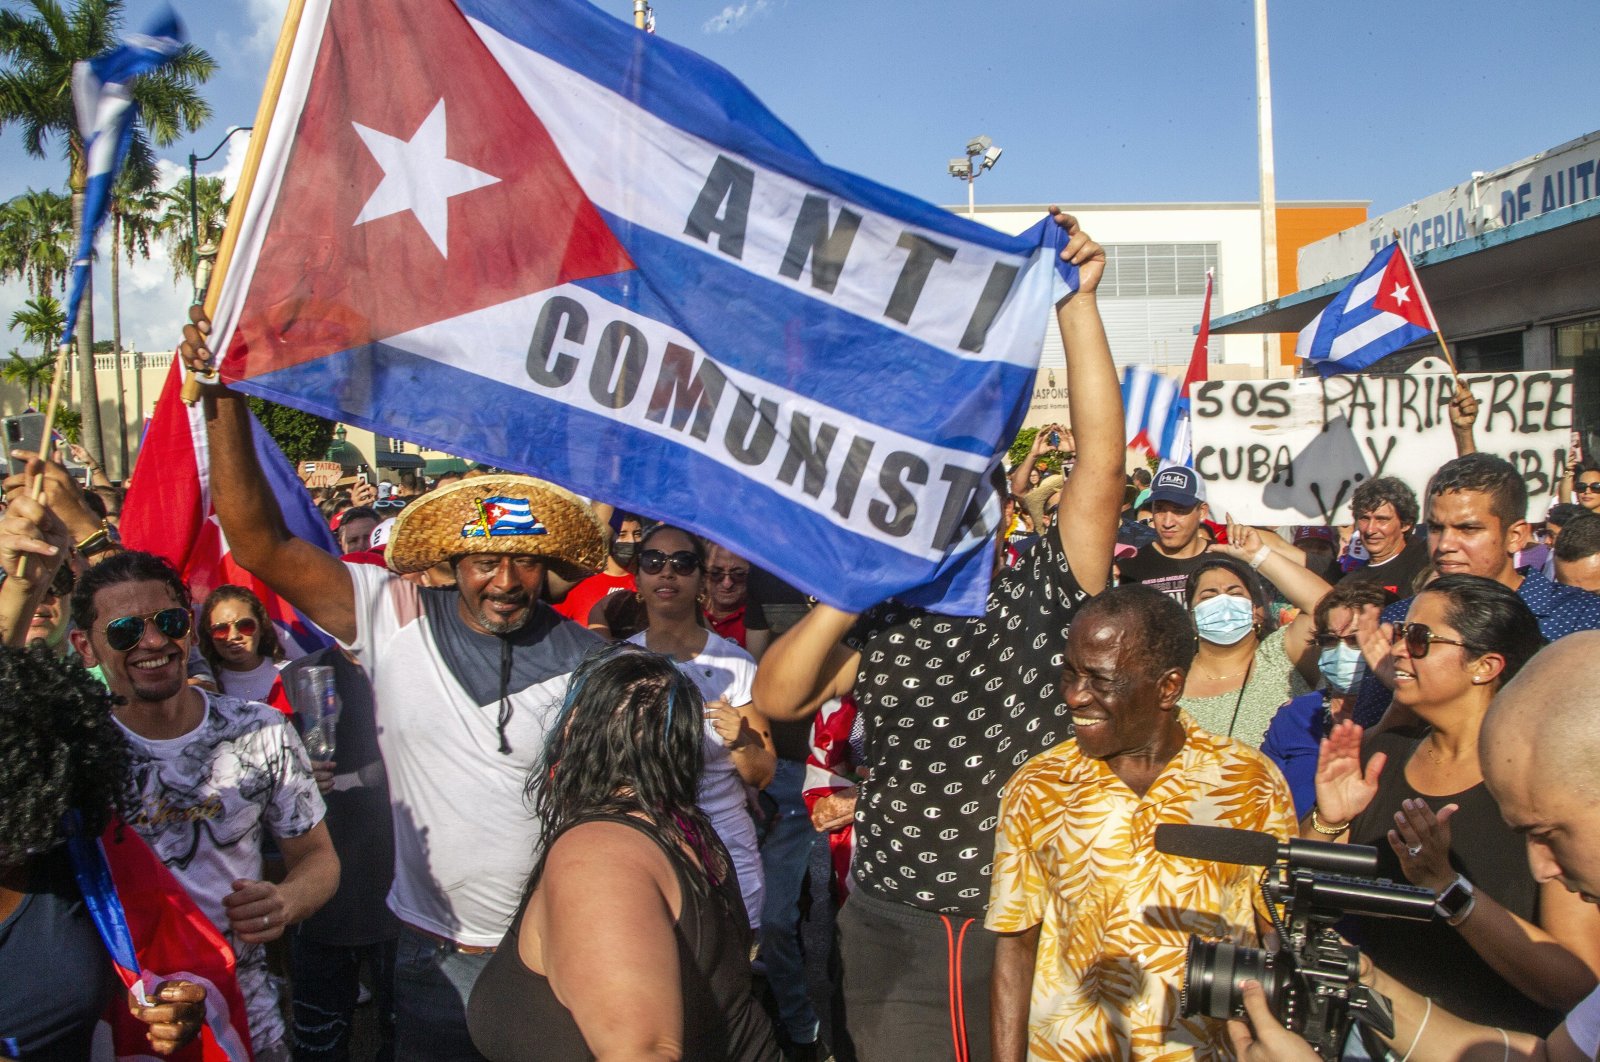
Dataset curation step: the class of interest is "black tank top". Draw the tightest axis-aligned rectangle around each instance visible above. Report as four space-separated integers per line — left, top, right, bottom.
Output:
466 814 780 1062
1344 731 1564 1036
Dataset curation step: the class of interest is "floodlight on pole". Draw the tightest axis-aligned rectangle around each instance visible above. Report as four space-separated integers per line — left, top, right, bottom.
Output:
949 134 1001 215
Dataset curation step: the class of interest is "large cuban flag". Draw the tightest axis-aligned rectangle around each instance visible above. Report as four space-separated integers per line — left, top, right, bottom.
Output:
1295 243 1438 377
205 0 1078 616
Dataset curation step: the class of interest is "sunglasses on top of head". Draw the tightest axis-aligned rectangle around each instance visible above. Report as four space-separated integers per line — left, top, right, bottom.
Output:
100 607 192 653
638 549 701 576
1391 622 1476 659
210 617 260 640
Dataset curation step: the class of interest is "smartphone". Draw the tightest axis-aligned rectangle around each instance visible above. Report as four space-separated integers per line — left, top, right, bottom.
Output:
1048 430 1060 449
2 413 45 476
356 471 370 487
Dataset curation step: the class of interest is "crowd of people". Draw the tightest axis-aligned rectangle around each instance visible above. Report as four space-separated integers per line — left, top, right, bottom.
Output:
5 210 1600 1062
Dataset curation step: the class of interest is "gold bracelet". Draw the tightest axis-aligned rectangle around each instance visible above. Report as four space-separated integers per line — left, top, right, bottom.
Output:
1310 806 1349 836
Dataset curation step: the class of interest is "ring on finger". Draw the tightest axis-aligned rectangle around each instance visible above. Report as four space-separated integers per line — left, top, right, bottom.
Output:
1407 844 1423 857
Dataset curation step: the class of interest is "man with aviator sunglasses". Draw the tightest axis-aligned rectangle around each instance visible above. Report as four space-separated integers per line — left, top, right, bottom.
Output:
67 551 339 1062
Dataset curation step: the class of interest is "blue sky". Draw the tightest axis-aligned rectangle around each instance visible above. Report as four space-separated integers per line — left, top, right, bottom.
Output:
3 0 1599 356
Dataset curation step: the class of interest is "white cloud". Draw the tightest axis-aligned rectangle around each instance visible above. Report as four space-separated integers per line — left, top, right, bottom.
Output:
702 0 772 33
215 0 290 56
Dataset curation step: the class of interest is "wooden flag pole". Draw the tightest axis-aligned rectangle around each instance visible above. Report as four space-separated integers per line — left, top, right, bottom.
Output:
181 0 311 406
14 340 73 581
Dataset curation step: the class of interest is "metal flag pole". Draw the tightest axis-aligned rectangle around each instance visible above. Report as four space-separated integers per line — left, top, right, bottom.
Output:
1254 0 1280 378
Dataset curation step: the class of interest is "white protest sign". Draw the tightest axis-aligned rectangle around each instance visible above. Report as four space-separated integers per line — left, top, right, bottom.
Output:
1191 363 1572 525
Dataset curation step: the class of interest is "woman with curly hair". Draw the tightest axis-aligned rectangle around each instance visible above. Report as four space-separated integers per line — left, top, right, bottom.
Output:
198 584 286 702
468 643 779 1061
0 643 211 1057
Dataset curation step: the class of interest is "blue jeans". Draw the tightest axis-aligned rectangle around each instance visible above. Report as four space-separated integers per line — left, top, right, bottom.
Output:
290 933 396 1062
759 758 821 1043
394 925 493 1062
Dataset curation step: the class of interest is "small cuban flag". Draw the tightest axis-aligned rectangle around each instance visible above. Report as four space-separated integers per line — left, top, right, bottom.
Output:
1295 243 1439 376
464 496 548 537
63 8 186 347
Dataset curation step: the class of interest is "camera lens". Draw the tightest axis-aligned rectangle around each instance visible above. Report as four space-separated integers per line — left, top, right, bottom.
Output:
1180 936 1284 1020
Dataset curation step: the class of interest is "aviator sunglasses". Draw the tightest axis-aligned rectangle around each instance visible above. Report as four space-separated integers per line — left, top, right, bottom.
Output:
210 617 260 640
1391 622 1476 659
638 549 702 576
100 607 192 653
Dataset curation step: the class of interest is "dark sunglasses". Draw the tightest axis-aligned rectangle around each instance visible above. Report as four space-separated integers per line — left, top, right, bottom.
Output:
706 567 748 584
1392 622 1475 659
101 607 192 653
210 617 260 640
638 549 701 576
1315 633 1361 649
1575 483 1600 495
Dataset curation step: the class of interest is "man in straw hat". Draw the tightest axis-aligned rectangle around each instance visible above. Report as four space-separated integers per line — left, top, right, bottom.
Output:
180 312 607 1062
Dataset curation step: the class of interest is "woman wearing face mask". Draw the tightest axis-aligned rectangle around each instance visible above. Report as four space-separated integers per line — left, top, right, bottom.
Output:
626 524 776 930
1260 581 1393 814
1308 575 1600 1039
1182 520 1334 748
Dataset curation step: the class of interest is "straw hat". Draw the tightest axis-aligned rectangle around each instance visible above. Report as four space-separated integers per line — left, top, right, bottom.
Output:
385 475 606 578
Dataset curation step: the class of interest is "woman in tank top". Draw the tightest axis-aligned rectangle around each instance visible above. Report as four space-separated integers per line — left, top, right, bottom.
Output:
1308 574 1600 1035
466 642 779 1061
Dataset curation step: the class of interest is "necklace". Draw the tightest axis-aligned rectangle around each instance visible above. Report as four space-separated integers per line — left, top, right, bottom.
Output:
1197 666 1247 682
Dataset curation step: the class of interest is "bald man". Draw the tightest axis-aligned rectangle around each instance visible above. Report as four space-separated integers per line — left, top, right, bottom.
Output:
1230 631 1600 1062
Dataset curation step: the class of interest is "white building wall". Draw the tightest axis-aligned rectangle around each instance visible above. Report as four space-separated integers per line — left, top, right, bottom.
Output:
955 202 1308 374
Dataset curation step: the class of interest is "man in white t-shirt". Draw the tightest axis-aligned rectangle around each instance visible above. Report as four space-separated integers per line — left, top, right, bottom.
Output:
69 551 338 1062
182 318 609 1062
1228 631 1600 1062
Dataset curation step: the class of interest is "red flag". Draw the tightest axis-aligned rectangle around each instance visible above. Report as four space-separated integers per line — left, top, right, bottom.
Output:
120 358 337 654
1182 268 1213 399
96 822 254 1059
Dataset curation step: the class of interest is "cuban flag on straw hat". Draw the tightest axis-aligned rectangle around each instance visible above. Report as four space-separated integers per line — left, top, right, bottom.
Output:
1295 243 1438 377
62 8 186 346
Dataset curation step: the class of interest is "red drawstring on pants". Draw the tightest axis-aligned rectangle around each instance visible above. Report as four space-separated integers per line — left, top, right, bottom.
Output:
941 915 974 1062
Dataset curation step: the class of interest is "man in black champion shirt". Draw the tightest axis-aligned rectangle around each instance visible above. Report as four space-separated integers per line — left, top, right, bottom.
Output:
753 210 1123 1062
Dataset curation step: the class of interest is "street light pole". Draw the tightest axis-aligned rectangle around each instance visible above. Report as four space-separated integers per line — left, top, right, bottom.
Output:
949 135 1002 216
188 126 253 303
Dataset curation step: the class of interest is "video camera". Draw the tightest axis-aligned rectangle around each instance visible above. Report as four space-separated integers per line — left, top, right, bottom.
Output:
1153 824 1437 1062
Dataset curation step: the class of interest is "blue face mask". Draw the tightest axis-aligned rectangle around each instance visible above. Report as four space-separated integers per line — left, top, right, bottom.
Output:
1193 593 1255 645
1318 642 1367 694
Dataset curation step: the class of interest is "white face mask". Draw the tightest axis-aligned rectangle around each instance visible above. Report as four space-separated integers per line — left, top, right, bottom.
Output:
1318 642 1367 694
1193 593 1255 645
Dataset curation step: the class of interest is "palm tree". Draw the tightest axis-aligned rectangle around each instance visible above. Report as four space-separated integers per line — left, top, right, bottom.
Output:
0 188 71 295
0 0 217 470
108 165 162 475
156 175 229 287
9 293 66 358
1 348 55 404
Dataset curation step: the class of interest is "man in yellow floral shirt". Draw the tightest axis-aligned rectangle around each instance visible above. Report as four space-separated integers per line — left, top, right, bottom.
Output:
988 584 1297 1062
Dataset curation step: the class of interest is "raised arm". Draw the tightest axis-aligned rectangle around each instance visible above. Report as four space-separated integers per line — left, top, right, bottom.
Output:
751 603 859 722
0 491 70 647
180 310 357 643
1208 516 1334 684
1009 427 1055 499
1051 209 1122 596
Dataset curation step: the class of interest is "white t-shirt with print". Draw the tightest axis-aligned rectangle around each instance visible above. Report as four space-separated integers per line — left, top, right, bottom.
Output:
628 629 764 928
216 657 282 704
118 690 325 1055
341 562 598 947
